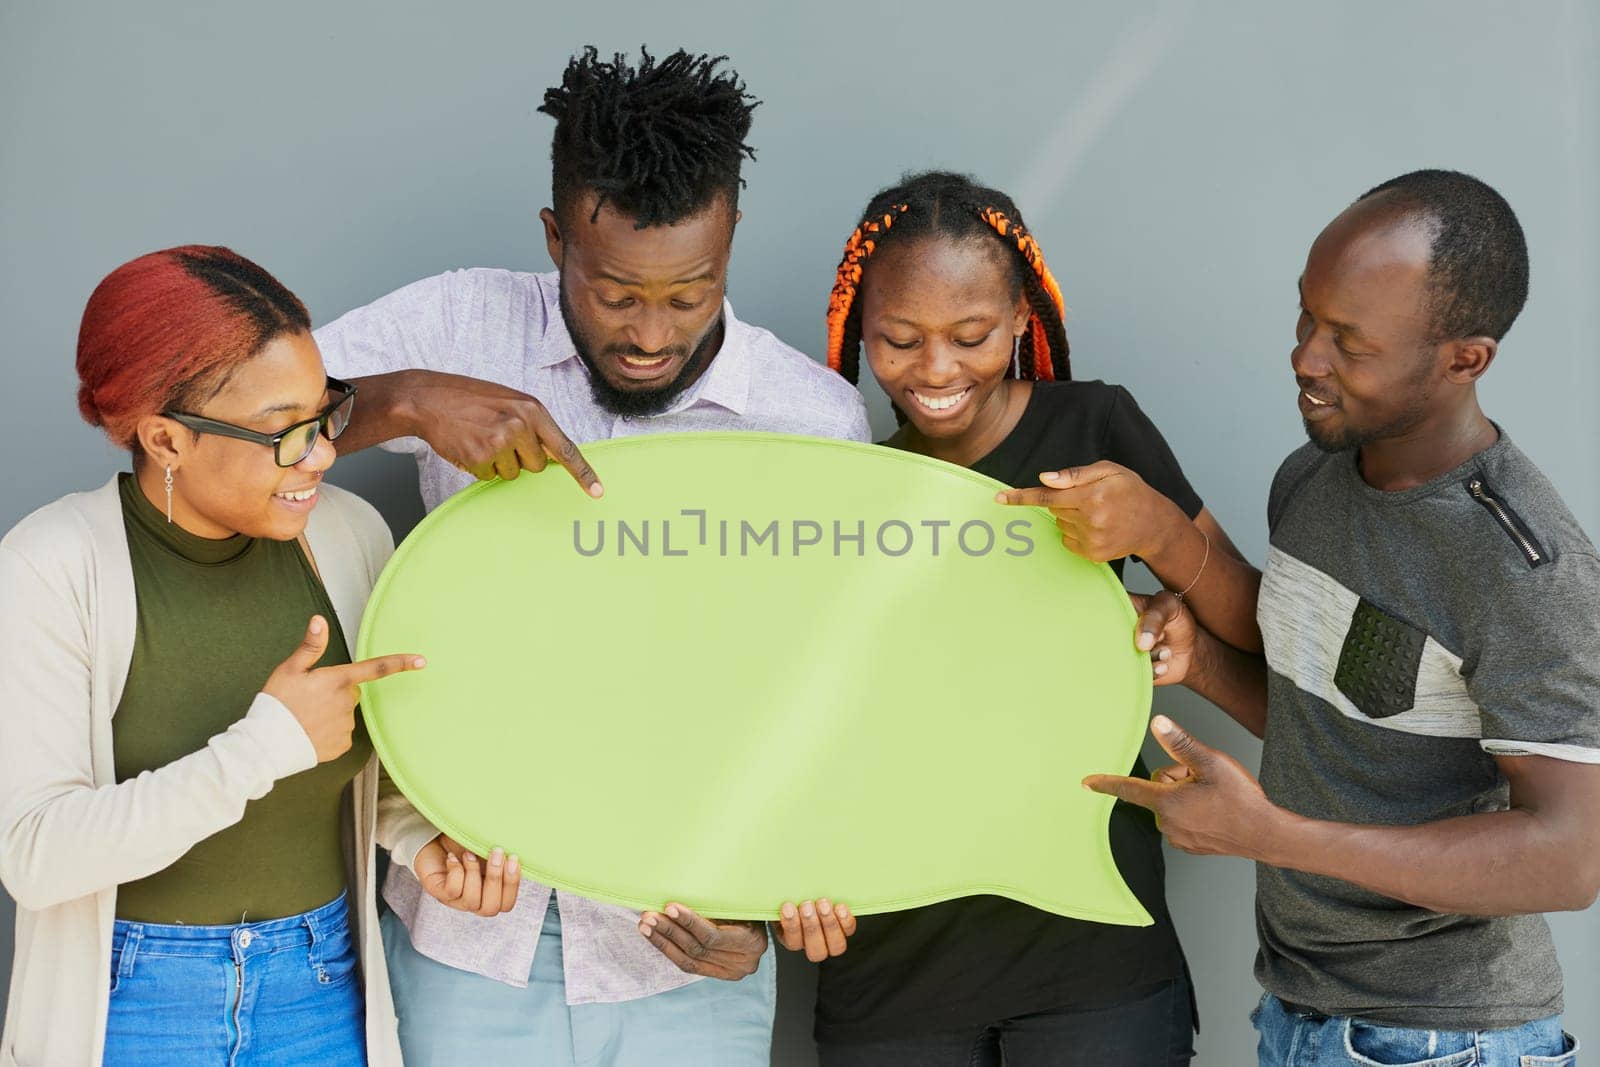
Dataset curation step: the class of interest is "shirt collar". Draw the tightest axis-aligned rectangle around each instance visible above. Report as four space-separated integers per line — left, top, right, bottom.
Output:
536 281 751 417
678 299 751 417
535 286 581 370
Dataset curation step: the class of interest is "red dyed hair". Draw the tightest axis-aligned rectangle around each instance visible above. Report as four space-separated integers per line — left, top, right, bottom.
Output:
76 245 311 451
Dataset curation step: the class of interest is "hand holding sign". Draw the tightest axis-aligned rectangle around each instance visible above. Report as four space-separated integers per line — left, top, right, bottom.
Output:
996 460 1189 564
1131 590 1195 686
413 833 522 917
774 898 857 962
637 904 769 980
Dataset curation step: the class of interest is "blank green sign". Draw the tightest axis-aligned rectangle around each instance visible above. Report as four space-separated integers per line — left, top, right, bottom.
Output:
358 432 1152 925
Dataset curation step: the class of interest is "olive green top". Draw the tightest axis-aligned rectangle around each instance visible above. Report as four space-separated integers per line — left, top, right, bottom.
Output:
112 473 372 923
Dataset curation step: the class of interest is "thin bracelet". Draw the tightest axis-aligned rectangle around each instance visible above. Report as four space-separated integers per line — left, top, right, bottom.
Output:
1174 529 1210 601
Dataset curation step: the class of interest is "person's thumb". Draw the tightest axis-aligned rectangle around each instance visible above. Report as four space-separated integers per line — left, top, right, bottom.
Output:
282 615 330 673
1135 592 1183 652
1150 715 1214 773
1039 460 1121 489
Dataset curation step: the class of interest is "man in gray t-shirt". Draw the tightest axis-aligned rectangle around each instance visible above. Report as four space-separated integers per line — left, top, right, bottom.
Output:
1091 171 1598 1065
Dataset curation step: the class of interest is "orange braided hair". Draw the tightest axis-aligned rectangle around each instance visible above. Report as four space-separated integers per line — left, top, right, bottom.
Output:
976 206 1066 382
824 194 1069 384
825 204 909 373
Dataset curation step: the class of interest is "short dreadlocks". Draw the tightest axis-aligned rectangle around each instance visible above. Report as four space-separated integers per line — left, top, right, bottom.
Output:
538 46 760 229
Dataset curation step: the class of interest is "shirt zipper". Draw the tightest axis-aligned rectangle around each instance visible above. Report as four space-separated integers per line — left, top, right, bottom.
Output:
1466 476 1546 567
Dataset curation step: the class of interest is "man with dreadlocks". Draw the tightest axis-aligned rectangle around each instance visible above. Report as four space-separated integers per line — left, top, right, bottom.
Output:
816 170 1262 1065
312 46 868 1065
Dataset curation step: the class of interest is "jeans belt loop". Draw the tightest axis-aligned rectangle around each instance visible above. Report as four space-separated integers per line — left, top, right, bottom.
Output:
117 924 144 982
1279 998 1329 1021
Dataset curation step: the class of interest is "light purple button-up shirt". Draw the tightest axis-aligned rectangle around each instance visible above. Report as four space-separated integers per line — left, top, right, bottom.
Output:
316 268 869 1002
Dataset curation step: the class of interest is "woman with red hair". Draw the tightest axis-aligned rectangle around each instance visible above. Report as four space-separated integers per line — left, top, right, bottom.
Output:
0 246 423 1065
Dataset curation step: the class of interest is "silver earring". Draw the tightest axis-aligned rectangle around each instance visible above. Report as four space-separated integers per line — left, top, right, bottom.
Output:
164 466 174 524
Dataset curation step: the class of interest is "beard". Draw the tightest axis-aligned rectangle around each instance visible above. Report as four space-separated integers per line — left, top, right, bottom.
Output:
1303 391 1432 454
558 282 723 418
1301 353 1436 454
1306 420 1373 454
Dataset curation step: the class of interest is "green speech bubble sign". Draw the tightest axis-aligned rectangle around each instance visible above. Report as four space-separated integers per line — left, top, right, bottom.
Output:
358 432 1152 926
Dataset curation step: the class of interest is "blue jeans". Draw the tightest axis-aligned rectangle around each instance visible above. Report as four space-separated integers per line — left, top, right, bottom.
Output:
815 973 1196 1066
103 892 364 1066
1252 993 1578 1067
381 894 776 1066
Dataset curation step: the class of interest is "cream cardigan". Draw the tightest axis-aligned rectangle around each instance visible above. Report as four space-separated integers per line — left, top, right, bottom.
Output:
0 477 402 1066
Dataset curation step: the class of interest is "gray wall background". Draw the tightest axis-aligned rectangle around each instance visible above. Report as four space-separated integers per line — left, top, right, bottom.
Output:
2 2 1596 1062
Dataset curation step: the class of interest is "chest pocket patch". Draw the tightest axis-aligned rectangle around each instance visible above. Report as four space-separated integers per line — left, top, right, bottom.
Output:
1334 598 1427 720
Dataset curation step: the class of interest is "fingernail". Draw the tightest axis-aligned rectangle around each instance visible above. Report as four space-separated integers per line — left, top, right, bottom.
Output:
590 483 604 498
818 899 833 915
489 848 503 868
413 657 427 669
1082 781 1094 791
1136 632 1155 650
781 902 797 919
993 491 1007 503
1158 648 1172 662
1152 715 1174 733
1041 471 1062 483
638 924 651 937
446 852 460 866
802 903 815 918
1154 663 1168 677
838 907 850 919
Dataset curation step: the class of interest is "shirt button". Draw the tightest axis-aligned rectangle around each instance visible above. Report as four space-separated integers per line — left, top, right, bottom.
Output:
238 930 254 948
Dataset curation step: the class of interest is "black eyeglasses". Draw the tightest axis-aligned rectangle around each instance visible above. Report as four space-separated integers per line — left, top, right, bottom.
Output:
164 377 357 467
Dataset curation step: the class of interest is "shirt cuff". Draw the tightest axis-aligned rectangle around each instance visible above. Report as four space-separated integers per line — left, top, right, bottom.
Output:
1480 738 1600 764
377 792 443 872
242 692 320 779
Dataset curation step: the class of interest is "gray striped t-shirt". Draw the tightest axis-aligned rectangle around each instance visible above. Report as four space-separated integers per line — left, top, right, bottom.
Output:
1254 433 1600 1029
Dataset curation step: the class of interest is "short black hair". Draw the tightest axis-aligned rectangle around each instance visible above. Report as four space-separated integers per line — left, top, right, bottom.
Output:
538 47 760 229
1357 169 1529 342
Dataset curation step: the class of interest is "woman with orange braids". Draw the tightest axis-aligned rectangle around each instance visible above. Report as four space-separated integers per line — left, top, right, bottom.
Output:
0 246 426 1065
811 171 1263 1065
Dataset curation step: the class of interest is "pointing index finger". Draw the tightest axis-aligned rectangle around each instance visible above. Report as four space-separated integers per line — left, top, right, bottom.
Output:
1082 772 1167 810
529 408 603 498
994 483 1096 510
336 653 427 687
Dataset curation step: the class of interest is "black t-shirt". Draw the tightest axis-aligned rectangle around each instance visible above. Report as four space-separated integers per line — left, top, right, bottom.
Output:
813 380 1205 1044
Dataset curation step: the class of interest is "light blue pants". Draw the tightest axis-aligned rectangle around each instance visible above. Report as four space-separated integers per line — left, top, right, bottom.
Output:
381 896 776 1066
